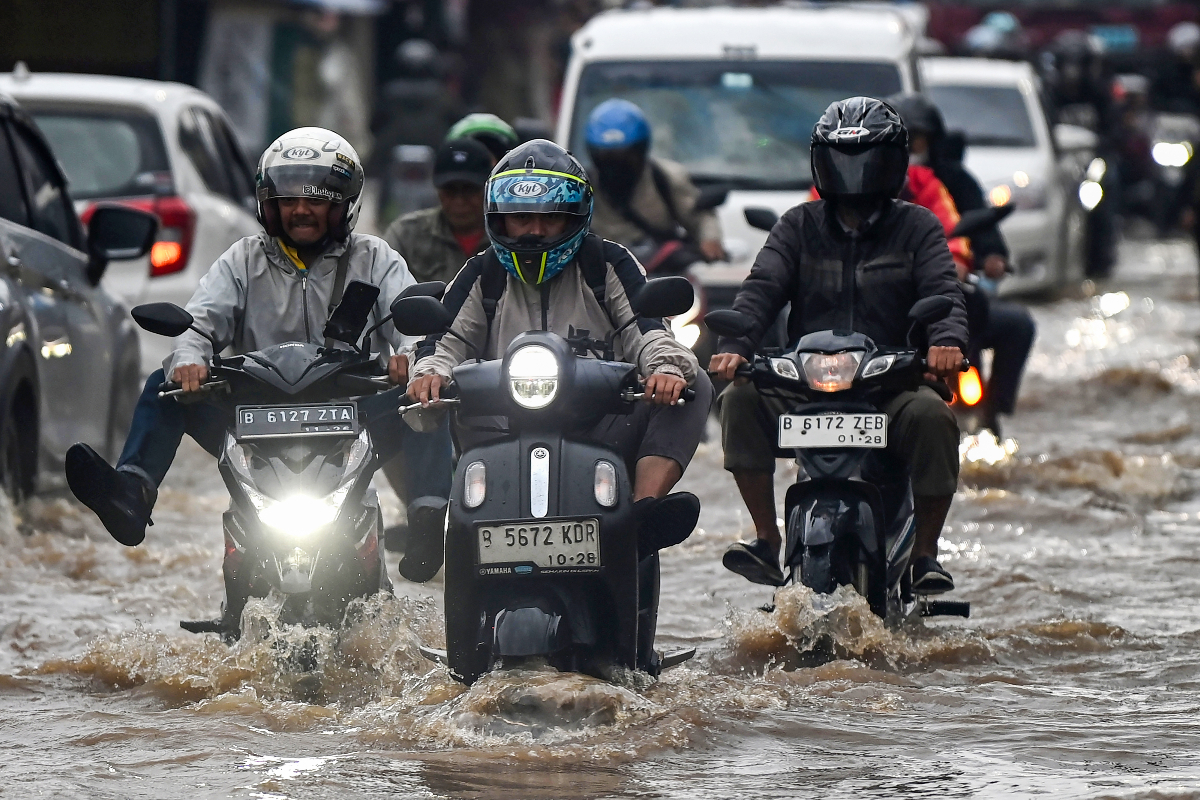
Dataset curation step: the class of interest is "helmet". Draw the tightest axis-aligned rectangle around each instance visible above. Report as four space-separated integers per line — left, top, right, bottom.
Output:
446 113 519 161
256 127 364 244
585 99 651 151
887 93 945 141
810 97 909 199
484 139 593 285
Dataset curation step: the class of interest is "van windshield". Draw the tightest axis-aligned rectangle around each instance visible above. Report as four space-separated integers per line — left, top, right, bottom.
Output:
569 60 903 190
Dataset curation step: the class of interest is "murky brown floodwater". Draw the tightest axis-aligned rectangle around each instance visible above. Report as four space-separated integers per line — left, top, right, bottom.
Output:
3 239 1200 798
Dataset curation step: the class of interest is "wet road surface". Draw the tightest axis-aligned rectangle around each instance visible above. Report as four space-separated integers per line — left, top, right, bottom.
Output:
3 239 1200 798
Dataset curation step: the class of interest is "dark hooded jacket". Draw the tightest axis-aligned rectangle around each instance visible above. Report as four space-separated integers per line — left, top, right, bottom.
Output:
717 198 968 358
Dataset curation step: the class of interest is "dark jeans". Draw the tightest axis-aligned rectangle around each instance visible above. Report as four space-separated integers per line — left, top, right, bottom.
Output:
970 299 1035 415
117 369 452 502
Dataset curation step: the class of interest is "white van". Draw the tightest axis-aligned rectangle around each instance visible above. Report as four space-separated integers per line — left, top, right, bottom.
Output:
556 5 921 306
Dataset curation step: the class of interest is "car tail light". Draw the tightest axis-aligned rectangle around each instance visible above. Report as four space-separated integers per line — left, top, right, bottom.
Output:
83 194 195 278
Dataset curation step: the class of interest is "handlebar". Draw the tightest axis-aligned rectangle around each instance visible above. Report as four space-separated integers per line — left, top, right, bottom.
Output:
157 380 230 399
620 387 696 405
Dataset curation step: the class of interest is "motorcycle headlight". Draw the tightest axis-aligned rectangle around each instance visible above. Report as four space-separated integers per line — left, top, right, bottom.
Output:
860 354 895 379
799 351 863 392
1152 141 1192 168
508 344 559 409
769 357 800 381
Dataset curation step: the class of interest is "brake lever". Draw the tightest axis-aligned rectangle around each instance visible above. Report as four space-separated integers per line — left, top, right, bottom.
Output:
620 388 694 406
397 397 461 414
158 380 231 399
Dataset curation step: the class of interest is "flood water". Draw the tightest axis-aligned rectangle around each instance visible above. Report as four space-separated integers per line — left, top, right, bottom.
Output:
3 239 1200 798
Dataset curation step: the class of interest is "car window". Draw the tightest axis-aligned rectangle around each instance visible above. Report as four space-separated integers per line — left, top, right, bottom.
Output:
928 85 1038 148
569 60 903 190
28 107 171 200
178 106 231 196
0 123 30 227
9 122 81 247
207 111 255 206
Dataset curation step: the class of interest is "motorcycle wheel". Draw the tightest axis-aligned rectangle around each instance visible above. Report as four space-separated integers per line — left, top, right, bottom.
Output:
799 544 834 594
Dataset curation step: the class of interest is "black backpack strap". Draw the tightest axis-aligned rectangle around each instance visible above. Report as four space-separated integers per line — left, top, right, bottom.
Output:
323 236 355 349
478 249 509 356
648 160 683 228
577 233 610 321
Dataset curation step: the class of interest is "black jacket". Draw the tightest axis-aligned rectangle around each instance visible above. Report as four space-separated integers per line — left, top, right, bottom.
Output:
934 162 1009 263
718 199 968 358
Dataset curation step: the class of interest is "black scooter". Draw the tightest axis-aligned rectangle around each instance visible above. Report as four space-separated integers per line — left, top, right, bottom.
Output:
395 277 701 684
130 281 443 641
706 298 970 623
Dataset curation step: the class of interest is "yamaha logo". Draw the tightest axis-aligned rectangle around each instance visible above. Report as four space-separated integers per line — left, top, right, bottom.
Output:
829 127 870 142
281 147 319 160
510 180 548 198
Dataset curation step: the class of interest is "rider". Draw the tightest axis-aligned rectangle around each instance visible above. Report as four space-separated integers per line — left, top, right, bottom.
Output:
407 139 715 576
891 92 1036 436
710 98 967 592
585 99 725 273
64 127 453 583
445 112 520 162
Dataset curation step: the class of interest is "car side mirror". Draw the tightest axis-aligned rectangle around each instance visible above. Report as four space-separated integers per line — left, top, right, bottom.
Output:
632 276 695 318
131 302 195 338
694 184 729 212
704 309 752 338
392 295 452 337
323 280 380 346
743 206 779 232
908 296 954 326
86 205 158 285
397 280 447 301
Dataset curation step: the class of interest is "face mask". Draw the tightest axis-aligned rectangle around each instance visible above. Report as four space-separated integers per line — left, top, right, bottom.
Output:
591 149 645 204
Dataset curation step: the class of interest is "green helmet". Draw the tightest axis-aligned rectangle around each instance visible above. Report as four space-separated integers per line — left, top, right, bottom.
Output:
446 113 518 161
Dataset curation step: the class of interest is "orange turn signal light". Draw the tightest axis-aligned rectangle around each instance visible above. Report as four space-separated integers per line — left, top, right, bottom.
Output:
958 366 983 406
150 241 183 269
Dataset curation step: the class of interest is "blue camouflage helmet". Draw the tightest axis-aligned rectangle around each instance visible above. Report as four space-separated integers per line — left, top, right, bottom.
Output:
585 99 651 150
484 139 593 284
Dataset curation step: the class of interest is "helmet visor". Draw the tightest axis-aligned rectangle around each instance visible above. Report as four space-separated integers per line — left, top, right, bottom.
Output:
260 163 355 203
812 143 907 197
487 170 591 215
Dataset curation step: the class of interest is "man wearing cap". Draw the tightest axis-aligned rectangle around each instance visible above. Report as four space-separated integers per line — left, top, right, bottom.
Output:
383 137 495 286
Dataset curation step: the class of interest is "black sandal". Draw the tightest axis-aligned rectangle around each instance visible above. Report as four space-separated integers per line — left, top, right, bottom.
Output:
722 539 784 586
910 555 955 595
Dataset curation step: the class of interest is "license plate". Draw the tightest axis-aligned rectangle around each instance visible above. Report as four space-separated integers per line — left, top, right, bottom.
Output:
236 403 359 439
477 518 601 574
778 413 887 448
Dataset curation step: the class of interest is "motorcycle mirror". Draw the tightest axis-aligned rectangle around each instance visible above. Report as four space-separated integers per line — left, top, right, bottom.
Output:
395 280 447 303
86 205 158 285
744 206 779 232
323 280 381 346
908 295 955 325
393 295 452 336
632 276 695 318
694 184 729 212
704 309 752 338
948 204 1014 240
131 302 195 337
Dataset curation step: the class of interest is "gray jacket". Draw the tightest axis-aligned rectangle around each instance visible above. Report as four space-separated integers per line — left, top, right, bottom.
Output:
166 232 416 375
412 238 699 384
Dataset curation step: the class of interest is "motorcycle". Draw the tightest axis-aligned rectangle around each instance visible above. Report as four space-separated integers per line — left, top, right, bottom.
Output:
129 280 443 641
393 277 702 684
704 299 971 623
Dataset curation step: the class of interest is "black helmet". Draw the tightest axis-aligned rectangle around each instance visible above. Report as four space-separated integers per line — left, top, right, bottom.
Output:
810 97 909 199
484 139 594 284
887 93 945 141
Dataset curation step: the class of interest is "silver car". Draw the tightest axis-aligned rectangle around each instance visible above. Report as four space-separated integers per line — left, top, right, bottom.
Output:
0 93 154 498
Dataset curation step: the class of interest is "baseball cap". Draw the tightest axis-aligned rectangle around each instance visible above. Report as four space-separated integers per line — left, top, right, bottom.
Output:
433 138 493 188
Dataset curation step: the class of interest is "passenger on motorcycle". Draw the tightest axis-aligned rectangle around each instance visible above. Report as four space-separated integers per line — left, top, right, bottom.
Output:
65 127 453 583
408 139 714 576
585 99 726 273
710 97 967 592
891 93 1036 436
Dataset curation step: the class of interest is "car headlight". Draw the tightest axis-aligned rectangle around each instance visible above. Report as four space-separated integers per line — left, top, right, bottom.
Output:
799 351 863 392
1152 141 1192 168
509 344 559 409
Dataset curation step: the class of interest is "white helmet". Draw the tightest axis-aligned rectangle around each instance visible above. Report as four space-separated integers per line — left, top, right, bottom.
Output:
255 127 365 243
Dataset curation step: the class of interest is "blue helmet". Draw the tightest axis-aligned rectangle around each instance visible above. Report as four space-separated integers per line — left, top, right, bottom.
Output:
585 99 651 151
485 139 593 285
